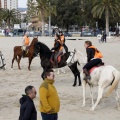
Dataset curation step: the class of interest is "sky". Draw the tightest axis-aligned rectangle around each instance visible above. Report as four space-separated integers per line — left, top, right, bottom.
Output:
18 0 27 8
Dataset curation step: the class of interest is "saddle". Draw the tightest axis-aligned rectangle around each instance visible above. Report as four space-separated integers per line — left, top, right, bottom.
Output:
89 62 104 73
50 52 63 64
21 46 30 54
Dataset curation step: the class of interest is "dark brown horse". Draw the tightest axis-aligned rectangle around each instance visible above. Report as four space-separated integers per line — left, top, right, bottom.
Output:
11 37 38 70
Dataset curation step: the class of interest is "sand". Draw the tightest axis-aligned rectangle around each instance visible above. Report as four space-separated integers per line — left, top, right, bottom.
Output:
0 36 120 120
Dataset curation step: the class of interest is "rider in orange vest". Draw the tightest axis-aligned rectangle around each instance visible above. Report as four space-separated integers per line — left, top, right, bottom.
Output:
22 32 30 57
51 34 63 68
83 41 104 81
59 30 68 53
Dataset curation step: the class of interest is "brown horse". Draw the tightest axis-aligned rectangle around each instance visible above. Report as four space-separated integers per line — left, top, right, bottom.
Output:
11 37 38 70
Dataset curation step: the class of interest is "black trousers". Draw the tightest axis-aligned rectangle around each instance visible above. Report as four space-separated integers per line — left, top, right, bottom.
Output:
41 112 58 120
83 58 102 70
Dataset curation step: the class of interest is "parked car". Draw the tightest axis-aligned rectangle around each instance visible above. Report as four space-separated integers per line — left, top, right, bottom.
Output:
63 31 72 37
13 29 24 36
81 31 94 37
44 30 49 36
34 31 41 36
8 32 13 37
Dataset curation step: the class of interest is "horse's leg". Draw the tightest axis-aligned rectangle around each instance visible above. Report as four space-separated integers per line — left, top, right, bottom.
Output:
28 57 33 71
77 71 81 86
90 86 94 106
90 86 104 111
11 54 17 68
73 74 77 86
115 87 120 110
18 56 21 70
82 80 87 107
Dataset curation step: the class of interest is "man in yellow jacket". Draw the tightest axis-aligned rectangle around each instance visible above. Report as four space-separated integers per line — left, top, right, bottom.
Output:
39 69 60 120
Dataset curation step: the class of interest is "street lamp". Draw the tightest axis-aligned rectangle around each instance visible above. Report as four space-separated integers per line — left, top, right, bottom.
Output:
49 2 51 36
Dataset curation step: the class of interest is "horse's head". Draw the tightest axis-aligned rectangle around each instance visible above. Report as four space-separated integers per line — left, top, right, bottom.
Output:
34 42 51 55
66 48 78 66
34 42 40 55
30 38 38 46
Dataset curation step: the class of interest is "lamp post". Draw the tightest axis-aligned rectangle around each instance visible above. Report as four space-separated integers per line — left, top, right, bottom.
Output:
49 2 51 36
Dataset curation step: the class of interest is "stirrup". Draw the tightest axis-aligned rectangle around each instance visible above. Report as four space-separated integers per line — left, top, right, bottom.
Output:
84 76 91 80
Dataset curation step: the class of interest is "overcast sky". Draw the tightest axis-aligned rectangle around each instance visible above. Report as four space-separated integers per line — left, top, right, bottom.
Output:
18 0 27 8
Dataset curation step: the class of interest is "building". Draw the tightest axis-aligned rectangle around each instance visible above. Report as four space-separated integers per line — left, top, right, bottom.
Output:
1 0 18 10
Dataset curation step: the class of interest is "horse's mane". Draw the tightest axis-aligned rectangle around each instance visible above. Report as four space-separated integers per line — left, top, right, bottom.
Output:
37 42 51 53
30 38 38 46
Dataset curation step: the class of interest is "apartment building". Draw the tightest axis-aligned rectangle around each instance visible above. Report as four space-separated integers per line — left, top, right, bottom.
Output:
1 0 18 10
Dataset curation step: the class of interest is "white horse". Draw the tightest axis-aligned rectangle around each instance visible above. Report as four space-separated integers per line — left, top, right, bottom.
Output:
66 48 120 111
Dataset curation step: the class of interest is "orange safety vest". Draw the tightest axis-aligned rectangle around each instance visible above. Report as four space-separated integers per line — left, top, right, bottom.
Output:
88 46 103 58
60 35 65 43
24 36 30 45
54 39 63 51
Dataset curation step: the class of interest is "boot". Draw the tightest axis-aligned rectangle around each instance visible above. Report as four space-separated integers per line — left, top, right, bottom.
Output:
54 60 58 68
22 50 25 58
83 69 91 80
50 53 54 63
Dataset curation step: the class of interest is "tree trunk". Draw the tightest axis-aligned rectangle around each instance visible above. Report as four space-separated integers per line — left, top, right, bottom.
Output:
7 18 10 29
41 11 45 36
105 7 109 36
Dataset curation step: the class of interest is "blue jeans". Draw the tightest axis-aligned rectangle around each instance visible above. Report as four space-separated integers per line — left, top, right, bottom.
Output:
41 112 58 120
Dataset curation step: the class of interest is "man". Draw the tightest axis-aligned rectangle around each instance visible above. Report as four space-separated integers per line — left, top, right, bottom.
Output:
22 32 30 57
59 31 68 53
102 31 107 43
39 69 60 120
19 86 37 120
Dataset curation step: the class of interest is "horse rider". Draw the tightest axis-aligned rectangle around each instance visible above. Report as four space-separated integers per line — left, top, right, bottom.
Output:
59 30 68 53
51 34 63 68
83 41 103 81
22 32 30 57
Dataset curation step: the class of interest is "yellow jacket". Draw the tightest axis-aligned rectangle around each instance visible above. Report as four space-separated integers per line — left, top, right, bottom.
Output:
39 79 60 113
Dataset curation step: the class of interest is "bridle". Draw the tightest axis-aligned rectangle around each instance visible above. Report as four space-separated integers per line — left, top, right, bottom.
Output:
67 50 76 65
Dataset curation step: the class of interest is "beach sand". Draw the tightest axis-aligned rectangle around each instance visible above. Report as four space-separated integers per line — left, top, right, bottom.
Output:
0 36 120 120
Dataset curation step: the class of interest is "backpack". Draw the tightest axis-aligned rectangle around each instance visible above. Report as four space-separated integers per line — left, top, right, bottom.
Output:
88 46 103 58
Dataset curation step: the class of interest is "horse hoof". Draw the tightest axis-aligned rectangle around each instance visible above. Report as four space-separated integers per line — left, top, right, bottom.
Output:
73 84 76 87
79 84 81 86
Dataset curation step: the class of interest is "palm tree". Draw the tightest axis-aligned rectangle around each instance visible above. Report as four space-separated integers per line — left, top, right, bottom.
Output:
91 0 120 35
0 8 19 28
36 0 56 36
27 0 37 21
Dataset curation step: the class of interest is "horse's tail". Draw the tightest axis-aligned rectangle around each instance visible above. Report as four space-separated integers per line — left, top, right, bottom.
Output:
105 70 120 97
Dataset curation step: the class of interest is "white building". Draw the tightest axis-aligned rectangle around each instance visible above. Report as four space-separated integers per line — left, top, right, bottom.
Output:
1 0 18 10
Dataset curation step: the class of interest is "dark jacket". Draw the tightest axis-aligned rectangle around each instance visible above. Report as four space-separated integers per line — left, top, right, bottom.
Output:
51 40 61 51
19 95 37 120
86 47 95 62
